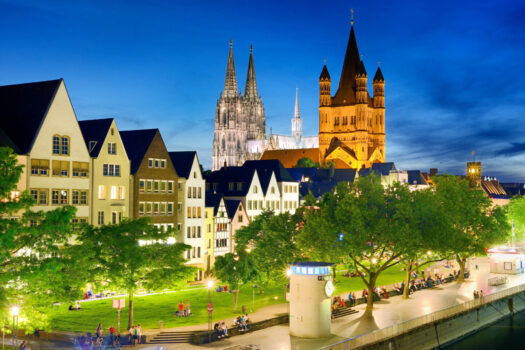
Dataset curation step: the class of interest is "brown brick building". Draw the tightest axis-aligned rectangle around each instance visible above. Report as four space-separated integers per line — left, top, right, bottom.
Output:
120 129 178 231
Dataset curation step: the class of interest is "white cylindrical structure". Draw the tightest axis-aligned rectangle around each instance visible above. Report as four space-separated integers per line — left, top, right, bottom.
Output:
289 262 333 338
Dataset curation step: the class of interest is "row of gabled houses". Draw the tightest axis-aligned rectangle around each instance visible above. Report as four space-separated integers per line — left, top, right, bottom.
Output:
0 78 302 280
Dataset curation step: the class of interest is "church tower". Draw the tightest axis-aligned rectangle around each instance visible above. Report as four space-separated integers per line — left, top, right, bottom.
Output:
318 13 386 169
292 88 302 140
212 40 246 170
244 45 266 141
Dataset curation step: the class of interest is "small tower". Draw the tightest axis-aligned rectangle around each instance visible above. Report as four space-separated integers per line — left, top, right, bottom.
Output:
467 161 482 188
292 87 302 140
319 63 331 107
356 59 368 105
373 64 385 109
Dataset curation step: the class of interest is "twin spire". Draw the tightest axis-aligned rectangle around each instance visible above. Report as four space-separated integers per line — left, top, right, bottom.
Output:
223 40 258 99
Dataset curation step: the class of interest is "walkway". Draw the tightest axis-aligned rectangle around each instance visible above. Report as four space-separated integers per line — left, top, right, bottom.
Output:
132 257 525 349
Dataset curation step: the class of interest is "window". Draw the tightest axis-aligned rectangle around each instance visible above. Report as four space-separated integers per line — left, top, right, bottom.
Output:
177 223 181 231
228 183 234 191
160 160 166 168
72 190 79 204
154 181 159 193
98 211 104 225
139 180 145 192
118 186 125 200
177 202 182 212
115 164 120 176
31 159 49 176
271 186 275 194
52 136 60 154
72 162 89 177
167 202 173 215
259 200 263 209
61 136 69 155
160 202 166 216
153 202 159 215
192 207 197 218
198 207 202 218
193 187 197 198
284 201 288 210
187 227 191 238
98 185 106 199
253 185 258 193
139 202 145 216
148 159 153 168
30 189 48 205
247 200 252 210
178 181 182 190
110 186 117 200
147 180 152 192
112 212 117 224
188 186 192 198
103 164 120 176
52 190 68 205
236 183 242 191
108 143 116 155
154 159 159 168
198 247 201 258
276 201 280 210
192 226 196 238
266 201 270 209
238 215 243 223
207 224 211 233
146 202 152 216
51 135 70 155
161 181 166 193
52 160 69 177
168 181 174 193
193 171 197 179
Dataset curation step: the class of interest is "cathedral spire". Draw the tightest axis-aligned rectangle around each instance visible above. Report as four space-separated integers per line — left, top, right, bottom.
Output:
223 39 238 98
294 87 300 119
332 18 360 106
244 44 258 100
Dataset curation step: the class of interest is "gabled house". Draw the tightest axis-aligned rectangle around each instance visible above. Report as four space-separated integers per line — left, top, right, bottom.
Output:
79 118 130 225
206 191 231 257
225 199 249 253
120 129 178 231
0 79 91 223
169 151 205 278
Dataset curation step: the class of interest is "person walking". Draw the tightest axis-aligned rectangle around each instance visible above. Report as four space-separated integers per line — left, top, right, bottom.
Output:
136 324 143 344
109 325 116 346
185 300 191 317
19 341 27 350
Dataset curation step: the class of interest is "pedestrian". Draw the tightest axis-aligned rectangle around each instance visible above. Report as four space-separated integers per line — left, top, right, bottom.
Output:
136 323 143 344
185 300 191 317
109 325 116 345
177 301 184 317
96 323 103 339
133 324 139 345
480 289 484 302
128 325 134 344
19 341 27 350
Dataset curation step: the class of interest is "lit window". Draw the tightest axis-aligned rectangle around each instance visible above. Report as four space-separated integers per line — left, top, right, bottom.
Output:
161 181 166 193
139 202 145 216
154 181 159 193
153 202 159 215
168 202 173 215
147 180 152 192
139 180 145 192
160 202 166 216
119 186 125 200
98 185 106 199
146 202 152 215
110 186 117 199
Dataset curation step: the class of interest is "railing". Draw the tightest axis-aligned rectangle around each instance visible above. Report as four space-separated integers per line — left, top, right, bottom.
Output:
320 283 525 350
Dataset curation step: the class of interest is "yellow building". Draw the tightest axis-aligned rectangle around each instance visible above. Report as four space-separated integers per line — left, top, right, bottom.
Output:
319 20 385 169
79 118 131 225
0 79 91 223
204 206 215 275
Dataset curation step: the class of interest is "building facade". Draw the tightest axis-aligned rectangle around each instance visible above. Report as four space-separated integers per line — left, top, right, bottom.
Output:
120 129 178 231
169 151 205 276
0 79 91 223
79 118 130 225
212 41 266 170
204 206 215 274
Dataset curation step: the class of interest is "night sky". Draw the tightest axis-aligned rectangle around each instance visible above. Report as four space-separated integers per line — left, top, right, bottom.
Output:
1 0 524 181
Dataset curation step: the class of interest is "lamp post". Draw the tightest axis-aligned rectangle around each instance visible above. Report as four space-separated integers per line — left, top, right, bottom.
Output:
10 307 18 350
207 280 214 343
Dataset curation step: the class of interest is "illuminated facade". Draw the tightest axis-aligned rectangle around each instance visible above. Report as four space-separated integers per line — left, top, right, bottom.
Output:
318 20 386 169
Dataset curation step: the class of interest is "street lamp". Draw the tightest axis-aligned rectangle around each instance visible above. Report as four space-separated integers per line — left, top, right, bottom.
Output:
207 280 214 343
10 307 19 350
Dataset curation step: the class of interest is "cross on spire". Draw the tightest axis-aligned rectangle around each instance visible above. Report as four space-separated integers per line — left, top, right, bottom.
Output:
351 9 354 26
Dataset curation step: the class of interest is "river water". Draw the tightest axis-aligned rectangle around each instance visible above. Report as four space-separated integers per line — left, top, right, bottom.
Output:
445 309 525 349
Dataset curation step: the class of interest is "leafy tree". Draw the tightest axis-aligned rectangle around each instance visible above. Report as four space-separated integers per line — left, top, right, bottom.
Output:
214 251 255 310
433 175 510 282
78 218 194 328
295 157 317 168
233 211 304 298
507 196 525 240
300 175 412 317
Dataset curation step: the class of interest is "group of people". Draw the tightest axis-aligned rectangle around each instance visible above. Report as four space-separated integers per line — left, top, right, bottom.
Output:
128 324 142 345
76 323 141 349
331 296 347 313
234 314 250 331
68 301 82 311
216 285 229 292
175 300 191 317
473 290 484 300
214 321 229 339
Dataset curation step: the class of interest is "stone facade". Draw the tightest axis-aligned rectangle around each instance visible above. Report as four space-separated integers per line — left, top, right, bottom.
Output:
212 41 265 171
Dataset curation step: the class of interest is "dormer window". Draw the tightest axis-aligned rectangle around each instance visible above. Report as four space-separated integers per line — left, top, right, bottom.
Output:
237 183 243 191
253 185 258 194
228 182 234 191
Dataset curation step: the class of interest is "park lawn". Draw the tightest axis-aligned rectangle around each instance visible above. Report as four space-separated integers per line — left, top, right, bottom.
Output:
49 265 408 332
49 284 286 333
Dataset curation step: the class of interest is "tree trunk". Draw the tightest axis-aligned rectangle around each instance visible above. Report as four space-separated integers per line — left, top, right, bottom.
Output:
403 262 413 299
332 266 337 281
233 291 239 310
457 256 466 283
362 275 376 318
258 286 263 295
128 291 134 329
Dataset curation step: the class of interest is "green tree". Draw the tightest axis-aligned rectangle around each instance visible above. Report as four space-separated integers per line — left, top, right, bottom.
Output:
78 218 194 328
214 251 255 310
295 157 317 168
434 175 510 282
300 175 412 317
507 196 525 240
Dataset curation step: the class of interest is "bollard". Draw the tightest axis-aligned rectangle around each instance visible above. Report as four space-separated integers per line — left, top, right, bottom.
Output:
159 320 164 329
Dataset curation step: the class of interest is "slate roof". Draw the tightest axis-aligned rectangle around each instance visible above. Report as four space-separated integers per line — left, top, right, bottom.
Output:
500 183 525 197
0 79 62 154
243 159 295 182
205 166 256 197
169 151 197 179
357 60 367 76
297 168 357 199
373 66 385 82
120 129 158 174
481 180 508 199
332 25 360 106
225 199 241 219
286 167 318 182
78 118 114 157
319 64 331 81
205 191 224 216
407 170 429 185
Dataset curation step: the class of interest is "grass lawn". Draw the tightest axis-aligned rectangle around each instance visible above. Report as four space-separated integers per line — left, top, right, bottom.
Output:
49 265 408 332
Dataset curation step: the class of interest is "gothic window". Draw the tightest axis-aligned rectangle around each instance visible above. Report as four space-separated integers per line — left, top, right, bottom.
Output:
221 138 225 150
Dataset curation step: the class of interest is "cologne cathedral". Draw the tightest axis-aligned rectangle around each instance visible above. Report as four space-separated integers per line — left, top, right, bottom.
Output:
212 41 266 171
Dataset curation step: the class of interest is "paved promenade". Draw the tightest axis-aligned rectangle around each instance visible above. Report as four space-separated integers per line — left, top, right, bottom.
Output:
133 257 525 350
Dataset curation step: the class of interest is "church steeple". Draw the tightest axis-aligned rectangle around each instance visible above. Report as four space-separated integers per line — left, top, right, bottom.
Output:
292 87 302 139
223 39 238 98
332 16 360 106
244 45 258 100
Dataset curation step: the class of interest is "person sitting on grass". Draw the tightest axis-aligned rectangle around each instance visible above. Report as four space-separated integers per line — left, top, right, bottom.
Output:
220 321 228 337
177 301 184 317
244 314 250 327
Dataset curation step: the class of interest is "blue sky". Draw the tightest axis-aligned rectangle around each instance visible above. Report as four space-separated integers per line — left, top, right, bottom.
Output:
1 0 524 181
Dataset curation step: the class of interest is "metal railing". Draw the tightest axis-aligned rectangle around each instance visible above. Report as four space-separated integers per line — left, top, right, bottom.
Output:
321 283 525 350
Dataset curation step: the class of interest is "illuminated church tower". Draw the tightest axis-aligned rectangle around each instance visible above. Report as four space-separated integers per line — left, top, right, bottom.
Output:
318 14 386 169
